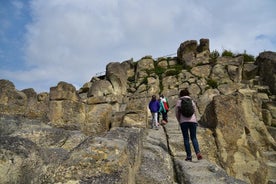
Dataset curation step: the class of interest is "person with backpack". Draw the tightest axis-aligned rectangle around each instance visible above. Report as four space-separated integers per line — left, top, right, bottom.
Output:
148 95 160 129
159 94 169 125
174 88 202 161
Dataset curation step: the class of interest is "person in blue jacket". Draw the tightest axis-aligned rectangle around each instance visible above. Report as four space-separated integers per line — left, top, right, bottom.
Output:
148 95 160 129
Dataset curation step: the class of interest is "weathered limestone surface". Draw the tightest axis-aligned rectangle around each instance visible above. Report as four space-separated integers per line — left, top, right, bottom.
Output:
256 51 276 94
0 39 275 184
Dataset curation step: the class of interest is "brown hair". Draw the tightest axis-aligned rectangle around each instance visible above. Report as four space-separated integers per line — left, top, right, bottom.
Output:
179 88 190 97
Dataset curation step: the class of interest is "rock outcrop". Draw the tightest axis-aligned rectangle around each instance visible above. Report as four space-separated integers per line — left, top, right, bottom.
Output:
0 39 275 184
256 51 276 94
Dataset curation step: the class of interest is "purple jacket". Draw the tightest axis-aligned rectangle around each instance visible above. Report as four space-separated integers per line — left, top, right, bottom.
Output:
149 100 160 113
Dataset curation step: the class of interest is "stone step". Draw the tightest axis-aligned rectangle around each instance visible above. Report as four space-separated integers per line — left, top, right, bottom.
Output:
173 151 203 160
165 129 180 133
267 162 276 179
167 132 182 136
167 130 182 135
267 179 276 184
164 127 181 133
169 143 183 149
253 85 271 93
167 135 183 143
164 123 180 128
267 126 276 140
166 124 180 127
173 151 185 158
264 151 276 162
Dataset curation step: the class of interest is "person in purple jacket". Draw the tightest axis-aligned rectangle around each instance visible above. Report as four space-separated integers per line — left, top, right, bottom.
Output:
175 88 203 161
148 95 160 129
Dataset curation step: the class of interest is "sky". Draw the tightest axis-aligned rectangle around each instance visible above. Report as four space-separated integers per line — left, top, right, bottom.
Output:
0 0 275 93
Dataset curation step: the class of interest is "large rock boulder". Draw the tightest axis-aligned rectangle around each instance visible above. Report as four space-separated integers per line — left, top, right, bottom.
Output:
48 82 85 130
201 91 276 183
255 51 276 94
49 81 79 101
106 62 128 95
51 127 142 183
22 88 49 120
0 80 48 120
0 79 27 114
135 56 155 86
177 38 210 67
87 79 113 97
0 115 143 184
210 56 244 84
242 62 258 80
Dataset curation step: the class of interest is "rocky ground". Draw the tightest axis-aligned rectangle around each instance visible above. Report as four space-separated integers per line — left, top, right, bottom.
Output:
1 39 276 183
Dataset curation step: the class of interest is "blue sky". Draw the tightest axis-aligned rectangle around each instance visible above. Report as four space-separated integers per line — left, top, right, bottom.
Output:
0 0 275 93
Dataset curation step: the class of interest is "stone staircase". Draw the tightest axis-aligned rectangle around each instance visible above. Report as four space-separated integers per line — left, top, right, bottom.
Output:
162 114 185 158
250 77 276 183
162 113 248 184
164 109 276 184
263 151 276 184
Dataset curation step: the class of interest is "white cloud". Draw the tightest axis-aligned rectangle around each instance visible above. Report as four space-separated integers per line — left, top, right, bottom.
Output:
21 0 189 91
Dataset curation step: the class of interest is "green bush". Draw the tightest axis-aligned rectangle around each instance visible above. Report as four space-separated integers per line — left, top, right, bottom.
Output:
242 51 255 62
185 65 192 72
165 64 183 76
165 69 180 76
155 66 166 75
145 69 155 75
222 50 234 57
140 77 148 85
210 50 220 63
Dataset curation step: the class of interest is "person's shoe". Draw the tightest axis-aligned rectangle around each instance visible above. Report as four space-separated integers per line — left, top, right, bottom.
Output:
197 153 203 160
185 157 192 162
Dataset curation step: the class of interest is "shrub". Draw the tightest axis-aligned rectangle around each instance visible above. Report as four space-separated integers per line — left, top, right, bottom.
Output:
222 50 234 57
210 50 220 63
185 65 192 72
140 77 148 85
242 51 255 62
172 64 183 71
165 69 180 76
207 79 218 89
165 64 183 76
155 66 166 75
128 76 135 83
145 69 155 75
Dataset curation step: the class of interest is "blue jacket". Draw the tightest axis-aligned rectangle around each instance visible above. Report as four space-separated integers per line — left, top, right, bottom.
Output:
149 100 160 113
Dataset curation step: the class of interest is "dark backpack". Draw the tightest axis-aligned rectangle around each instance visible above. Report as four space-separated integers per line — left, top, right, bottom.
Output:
180 98 195 117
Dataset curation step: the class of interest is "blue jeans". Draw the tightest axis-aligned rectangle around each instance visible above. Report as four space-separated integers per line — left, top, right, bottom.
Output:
180 122 200 158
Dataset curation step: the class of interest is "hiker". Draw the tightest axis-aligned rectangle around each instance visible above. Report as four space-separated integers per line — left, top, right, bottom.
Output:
159 94 169 125
174 88 202 161
148 95 160 129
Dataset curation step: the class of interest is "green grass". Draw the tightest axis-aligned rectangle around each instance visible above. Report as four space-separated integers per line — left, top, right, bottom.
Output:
206 79 218 89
